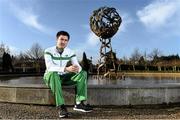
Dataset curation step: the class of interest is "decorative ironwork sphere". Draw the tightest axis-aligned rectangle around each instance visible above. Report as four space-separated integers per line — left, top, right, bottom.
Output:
90 6 122 39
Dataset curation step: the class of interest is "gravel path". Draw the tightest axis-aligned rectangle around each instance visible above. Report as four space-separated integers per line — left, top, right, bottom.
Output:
1 103 180 119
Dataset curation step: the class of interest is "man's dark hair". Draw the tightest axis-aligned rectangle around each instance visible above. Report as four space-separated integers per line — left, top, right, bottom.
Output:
56 31 70 40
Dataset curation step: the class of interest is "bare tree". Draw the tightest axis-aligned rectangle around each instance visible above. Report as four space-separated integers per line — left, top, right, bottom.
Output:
26 43 44 60
149 48 162 60
130 48 141 71
142 51 149 71
14 52 29 63
130 48 141 63
26 43 44 73
0 42 10 55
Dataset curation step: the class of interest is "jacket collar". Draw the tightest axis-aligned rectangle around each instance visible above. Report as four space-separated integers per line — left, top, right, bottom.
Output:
53 46 68 56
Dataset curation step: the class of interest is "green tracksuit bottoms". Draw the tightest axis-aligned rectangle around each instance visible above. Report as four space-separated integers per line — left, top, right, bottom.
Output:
43 70 87 106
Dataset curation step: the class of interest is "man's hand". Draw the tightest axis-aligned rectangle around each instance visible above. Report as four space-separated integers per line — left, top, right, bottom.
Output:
65 65 79 73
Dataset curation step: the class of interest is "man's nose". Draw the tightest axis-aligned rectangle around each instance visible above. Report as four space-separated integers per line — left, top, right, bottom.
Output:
62 40 65 44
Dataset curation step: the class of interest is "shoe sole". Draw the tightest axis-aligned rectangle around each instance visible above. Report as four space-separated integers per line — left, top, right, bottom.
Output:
59 114 69 118
59 113 70 118
73 108 93 112
59 115 66 118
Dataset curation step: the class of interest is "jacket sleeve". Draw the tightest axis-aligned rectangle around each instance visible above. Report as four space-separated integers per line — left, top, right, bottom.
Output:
71 52 82 73
44 50 65 73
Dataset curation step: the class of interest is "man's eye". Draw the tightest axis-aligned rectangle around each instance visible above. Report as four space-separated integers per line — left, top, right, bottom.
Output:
60 39 68 41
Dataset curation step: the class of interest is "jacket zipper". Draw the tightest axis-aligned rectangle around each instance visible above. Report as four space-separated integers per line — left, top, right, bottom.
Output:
59 53 62 67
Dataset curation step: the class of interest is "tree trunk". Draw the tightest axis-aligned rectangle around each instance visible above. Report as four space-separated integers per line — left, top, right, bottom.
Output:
133 65 135 71
158 66 161 71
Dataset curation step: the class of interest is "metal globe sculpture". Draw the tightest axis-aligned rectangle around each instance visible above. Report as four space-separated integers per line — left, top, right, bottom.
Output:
90 6 122 77
90 6 122 39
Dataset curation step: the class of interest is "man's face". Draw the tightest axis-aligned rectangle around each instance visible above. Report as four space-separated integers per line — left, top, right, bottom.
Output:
56 35 69 49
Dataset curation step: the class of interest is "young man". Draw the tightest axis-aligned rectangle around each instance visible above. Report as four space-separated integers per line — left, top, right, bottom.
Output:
43 31 92 118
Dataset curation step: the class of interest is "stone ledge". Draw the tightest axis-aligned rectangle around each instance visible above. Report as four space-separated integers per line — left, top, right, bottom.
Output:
0 83 180 105
1 83 180 89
